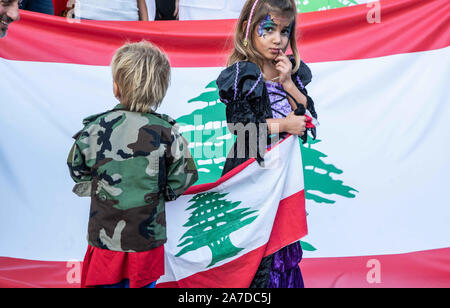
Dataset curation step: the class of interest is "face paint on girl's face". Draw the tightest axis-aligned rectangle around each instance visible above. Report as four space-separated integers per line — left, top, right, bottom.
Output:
253 14 294 63
283 22 294 38
257 14 277 38
257 15 294 40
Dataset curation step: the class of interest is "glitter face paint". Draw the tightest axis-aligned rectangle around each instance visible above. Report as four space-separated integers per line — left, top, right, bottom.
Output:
257 14 294 39
285 22 294 37
257 14 277 38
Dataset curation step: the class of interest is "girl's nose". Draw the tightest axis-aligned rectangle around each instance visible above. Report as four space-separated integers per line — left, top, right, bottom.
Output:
272 31 281 44
7 2 20 22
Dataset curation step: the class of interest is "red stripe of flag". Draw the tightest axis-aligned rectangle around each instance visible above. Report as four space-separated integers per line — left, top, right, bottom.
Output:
2 247 449 288
0 0 449 67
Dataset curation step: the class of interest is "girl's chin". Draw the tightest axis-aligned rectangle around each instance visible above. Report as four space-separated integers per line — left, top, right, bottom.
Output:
263 52 278 61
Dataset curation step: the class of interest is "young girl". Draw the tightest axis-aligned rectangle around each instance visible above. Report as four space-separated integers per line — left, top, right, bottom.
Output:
67 41 198 288
216 0 318 288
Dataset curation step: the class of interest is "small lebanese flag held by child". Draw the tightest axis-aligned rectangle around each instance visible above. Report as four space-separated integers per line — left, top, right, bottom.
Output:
157 135 307 287
305 112 317 129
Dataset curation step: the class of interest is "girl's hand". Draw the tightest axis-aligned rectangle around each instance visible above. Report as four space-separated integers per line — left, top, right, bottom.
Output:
274 50 293 87
284 112 306 136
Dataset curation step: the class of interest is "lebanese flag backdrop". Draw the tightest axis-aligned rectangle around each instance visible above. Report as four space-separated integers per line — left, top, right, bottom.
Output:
0 0 449 288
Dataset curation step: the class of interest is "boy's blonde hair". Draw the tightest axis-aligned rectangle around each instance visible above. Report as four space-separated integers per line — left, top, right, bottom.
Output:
111 41 171 113
228 0 300 73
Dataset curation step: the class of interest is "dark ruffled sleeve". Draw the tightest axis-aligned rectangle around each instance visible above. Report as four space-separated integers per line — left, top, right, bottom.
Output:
217 61 267 129
291 59 318 120
217 61 270 168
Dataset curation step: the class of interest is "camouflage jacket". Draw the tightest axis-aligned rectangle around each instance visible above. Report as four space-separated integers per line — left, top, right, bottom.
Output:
67 104 198 252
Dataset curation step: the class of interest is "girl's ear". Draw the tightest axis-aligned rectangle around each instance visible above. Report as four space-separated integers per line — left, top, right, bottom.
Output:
242 20 248 34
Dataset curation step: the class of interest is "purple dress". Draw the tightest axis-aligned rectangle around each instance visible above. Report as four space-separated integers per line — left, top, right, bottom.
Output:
265 80 305 288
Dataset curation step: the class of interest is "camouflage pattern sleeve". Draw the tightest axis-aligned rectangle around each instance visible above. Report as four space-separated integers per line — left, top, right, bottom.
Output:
164 127 199 201
67 130 93 197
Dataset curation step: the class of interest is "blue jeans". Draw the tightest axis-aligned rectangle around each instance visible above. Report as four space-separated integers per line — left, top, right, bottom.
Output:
20 0 54 15
96 279 157 289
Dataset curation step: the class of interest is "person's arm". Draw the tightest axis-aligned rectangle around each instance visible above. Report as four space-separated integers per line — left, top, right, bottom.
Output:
164 128 198 201
67 132 93 197
137 0 149 21
283 81 307 109
174 0 179 19
275 51 308 110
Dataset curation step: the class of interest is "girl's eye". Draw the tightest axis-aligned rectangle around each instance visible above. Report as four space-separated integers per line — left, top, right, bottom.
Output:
258 24 275 37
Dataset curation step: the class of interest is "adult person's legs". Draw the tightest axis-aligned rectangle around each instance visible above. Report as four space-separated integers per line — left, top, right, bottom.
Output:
155 0 177 20
20 0 54 15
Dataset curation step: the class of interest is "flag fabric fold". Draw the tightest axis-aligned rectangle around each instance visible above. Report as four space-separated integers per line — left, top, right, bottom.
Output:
158 135 307 287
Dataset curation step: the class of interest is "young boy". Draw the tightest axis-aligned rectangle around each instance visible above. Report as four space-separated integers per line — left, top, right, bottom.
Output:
67 41 198 288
